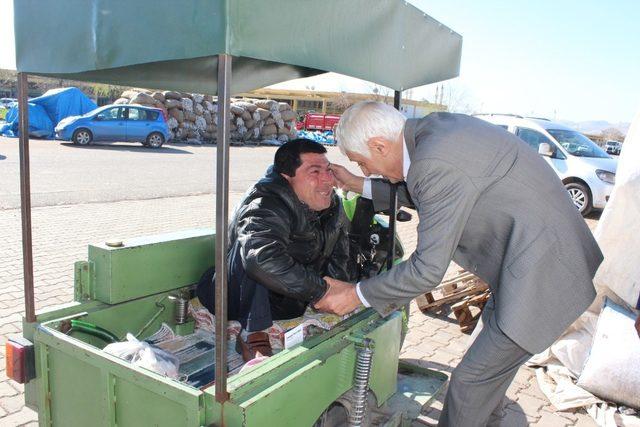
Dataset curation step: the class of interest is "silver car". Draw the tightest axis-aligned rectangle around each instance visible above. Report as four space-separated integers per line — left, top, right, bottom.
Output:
476 114 618 216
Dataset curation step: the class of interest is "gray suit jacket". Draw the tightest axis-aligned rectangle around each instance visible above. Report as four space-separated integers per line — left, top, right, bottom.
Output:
361 113 602 353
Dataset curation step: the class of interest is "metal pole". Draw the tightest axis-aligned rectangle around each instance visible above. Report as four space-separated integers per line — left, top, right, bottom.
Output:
386 90 401 270
17 73 36 323
214 54 232 402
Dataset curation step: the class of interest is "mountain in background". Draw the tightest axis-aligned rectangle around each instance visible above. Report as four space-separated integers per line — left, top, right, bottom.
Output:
558 119 630 136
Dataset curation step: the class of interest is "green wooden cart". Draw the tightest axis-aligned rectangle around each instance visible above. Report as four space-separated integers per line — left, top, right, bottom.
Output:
6 1 462 425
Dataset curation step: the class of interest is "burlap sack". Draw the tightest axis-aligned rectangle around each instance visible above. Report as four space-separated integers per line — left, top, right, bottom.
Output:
181 98 194 112
230 104 245 115
169 108 184 123
164 91 182 100
256 108 271 120
152 92 165 103
234 101 258 113
130 92 156 105
254 99 277 110
261 124 278 136
281 110 296 121
165 99 181 110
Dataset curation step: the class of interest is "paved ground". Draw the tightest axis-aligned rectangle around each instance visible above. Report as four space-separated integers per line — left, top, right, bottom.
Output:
0 137 600 426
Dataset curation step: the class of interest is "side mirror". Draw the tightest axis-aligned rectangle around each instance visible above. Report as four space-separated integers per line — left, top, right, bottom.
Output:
396 209 413 222
538 143 554 157
94 115 103 121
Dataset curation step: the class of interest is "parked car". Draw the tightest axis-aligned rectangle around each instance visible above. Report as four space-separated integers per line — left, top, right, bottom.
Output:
604 140 621 155
476 114 618 216
0 97 17 108
55 104 170 148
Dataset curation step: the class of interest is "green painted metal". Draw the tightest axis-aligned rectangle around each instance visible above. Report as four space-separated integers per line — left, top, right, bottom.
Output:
24 231 446 426
73 261 92 301
31 299 404 426
198 310 402 426
34 326 204 427
88 229 214 304
13 0 462 93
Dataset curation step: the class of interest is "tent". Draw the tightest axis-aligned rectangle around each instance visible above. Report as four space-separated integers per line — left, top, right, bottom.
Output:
0 87 97 138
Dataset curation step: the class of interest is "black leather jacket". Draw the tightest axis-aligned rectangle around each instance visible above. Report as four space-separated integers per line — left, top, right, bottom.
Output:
227 167 353 304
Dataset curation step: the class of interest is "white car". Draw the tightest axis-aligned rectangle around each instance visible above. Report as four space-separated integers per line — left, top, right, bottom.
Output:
476 114 617 216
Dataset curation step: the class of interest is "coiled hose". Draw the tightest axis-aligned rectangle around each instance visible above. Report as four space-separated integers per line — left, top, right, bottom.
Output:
67 319 120 344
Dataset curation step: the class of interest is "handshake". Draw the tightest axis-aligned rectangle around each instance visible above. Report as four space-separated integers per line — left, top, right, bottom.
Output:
313 277 363 316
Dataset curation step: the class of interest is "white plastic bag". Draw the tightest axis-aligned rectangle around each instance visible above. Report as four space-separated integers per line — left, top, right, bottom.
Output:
104 333 180 379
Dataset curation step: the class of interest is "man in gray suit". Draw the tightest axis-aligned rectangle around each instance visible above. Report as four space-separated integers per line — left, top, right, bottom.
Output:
314 101 603 426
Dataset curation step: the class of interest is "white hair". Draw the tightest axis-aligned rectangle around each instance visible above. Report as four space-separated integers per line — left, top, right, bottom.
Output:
336 101 406 157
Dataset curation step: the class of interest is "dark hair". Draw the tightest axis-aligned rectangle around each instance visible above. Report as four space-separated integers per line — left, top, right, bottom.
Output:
274 138 327 177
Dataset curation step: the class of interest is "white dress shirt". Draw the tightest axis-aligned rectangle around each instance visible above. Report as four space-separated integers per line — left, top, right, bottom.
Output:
356 138 411 307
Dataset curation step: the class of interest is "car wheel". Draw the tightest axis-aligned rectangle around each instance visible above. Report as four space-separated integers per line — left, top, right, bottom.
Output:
565 182 592 216
146 132 164 148
72 129 92 146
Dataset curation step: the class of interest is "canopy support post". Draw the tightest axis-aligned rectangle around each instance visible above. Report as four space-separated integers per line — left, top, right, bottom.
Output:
18 72 36 323
386 90 401 270
214 54 232 403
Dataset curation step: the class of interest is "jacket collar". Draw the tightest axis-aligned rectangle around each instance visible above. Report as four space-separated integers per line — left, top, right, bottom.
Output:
403 118 419 160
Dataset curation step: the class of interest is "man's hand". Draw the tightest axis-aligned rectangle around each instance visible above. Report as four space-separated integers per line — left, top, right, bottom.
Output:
314 276 362 315
329 164 364 194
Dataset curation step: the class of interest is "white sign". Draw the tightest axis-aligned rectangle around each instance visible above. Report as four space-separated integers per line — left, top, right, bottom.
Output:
284 324 304 349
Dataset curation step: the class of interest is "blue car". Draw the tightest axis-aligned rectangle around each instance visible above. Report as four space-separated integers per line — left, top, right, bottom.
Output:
55 104 170 148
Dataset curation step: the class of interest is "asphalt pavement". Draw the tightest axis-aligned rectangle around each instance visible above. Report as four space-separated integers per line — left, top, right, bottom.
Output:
0 137 359 209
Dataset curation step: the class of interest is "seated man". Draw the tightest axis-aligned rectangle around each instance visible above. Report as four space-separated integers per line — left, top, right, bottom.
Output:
197 139 354 361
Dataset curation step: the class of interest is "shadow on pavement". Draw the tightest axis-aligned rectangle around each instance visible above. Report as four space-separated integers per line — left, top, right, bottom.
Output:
584 210 602 221
60 142 192 154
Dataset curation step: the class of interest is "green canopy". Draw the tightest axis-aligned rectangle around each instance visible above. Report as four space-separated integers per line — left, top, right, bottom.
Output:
14 0 462 94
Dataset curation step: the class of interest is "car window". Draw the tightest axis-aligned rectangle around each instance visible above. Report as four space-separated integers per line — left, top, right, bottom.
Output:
127 108 159 121
127 108 146 121
516 127 554 151
547 129 610 158
95 107 120 121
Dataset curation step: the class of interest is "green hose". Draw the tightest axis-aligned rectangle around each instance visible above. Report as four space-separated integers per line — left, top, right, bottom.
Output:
68 319 120 343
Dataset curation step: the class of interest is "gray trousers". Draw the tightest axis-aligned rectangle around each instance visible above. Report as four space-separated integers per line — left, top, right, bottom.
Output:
438 298 532 427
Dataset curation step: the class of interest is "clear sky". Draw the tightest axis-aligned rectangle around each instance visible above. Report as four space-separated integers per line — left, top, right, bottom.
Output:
2 0 638 123
274 0 640 124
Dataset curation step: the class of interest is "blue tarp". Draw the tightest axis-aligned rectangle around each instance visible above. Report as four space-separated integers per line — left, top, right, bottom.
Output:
297 130 336 145
0 87 97 138
1 103 54 138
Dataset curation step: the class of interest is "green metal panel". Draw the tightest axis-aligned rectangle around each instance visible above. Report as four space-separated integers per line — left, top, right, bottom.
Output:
89 229 214 304
13 0 462 93
34 326 204 427
367 313 403 404
198 310 402 426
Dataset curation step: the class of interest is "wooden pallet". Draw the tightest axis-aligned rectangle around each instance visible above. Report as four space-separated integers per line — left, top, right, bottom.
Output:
415 270 490 331
451 290 491 332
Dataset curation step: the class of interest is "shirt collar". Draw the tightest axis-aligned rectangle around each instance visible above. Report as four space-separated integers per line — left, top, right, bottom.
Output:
402 135 411 180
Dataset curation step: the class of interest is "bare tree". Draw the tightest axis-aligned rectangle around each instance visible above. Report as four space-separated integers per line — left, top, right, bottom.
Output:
441 83 476 114
328 91 355 113
601 127 624 142
369 84 392 103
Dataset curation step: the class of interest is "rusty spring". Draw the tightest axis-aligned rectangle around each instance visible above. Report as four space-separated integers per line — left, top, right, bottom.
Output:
348 340 374 427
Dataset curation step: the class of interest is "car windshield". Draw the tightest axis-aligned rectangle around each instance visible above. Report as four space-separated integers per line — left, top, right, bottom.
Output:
547 129 610 158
